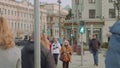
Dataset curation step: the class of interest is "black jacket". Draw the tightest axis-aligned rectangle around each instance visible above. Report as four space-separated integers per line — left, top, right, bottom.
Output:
89 39 100 51
22 41 56 68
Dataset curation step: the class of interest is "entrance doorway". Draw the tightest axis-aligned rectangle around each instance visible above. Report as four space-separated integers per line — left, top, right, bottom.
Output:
86 28 102 44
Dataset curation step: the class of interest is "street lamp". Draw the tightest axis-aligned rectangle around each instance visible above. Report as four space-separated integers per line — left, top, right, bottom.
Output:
57 0 61 38
114 0 120 20
27 0 30 35
75 0 79 23
71 14 74 46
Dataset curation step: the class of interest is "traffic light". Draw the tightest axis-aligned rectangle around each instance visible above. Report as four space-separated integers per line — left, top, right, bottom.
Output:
79 21 85 34
71 33 73 37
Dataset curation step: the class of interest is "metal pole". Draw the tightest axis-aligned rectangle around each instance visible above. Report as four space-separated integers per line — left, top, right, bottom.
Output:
90 25 93 39
72 18 73 46
81 33 83 66
75 0 79 46
27 0 29 36
34 0 41 68
118 9 119 19
58 0 61 38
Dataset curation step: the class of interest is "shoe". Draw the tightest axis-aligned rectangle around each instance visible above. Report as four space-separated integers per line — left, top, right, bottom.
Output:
94 64 98 66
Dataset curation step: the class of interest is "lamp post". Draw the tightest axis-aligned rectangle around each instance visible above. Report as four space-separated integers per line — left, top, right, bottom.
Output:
114 0 120 20
57 0 61 38
71 14 74 46
27 0 30 35
34 0 41 68
75 0 79 24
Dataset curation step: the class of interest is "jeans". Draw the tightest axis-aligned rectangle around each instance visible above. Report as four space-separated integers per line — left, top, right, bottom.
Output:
92 50 98 65
53 54 59 65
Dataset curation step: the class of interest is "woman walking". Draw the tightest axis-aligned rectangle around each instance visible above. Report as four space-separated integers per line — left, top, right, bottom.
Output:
0 17 21 68
60 40 72 68
52 38 61 65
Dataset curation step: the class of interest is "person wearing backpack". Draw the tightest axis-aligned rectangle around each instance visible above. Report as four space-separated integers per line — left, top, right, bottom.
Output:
89 34 101 66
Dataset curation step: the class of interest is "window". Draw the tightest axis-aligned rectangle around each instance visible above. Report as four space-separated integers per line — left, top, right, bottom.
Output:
109 9 115 18
50 17 53 21
89 0 96 3
4 9 6 14
89 9 96 18
109 0 114 2
11 10 13 15
15 11 17 16
8 10 10 15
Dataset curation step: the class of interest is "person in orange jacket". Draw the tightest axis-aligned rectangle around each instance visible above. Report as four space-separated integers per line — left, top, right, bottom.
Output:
60 40 72 68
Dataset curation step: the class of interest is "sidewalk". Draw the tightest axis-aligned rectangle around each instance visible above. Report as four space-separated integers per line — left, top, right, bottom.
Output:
57 51 105 68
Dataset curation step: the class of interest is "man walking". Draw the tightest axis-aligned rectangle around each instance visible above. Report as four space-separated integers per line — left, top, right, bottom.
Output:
89 34 101 66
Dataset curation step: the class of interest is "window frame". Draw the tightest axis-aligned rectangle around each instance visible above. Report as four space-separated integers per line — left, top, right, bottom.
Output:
109 9 116 18
89 0 96 4
89 9 96 18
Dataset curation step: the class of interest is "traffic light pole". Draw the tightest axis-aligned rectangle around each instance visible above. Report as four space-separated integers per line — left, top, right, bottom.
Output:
79 21 85 66
81 33 84 66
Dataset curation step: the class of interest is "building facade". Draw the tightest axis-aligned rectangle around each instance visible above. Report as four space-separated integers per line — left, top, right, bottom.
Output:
71 0 116 44
0 0 47 39
41 3 68 38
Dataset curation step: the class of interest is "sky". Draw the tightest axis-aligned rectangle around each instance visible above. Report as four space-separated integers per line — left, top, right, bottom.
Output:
39 0 71 7
29 0 72 7
17 0 71 8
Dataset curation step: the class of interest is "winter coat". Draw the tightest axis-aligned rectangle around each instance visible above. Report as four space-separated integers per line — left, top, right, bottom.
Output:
22 41 56 68
51 42 61 54
0 46 21 68
105 21 120 68
89 39 100 52
60 45 72 62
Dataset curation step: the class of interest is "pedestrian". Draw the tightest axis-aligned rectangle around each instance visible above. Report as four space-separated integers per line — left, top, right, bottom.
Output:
58 37 64 46
0 17 21 68
22 33 56 68
40 33 51 50
51 38 61 65
89 34 101 66
47 36 52 53
60 40 72 68
105 21 120 68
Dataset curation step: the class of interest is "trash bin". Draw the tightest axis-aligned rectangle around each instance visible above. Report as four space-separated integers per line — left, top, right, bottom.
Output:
76 45 84 55
77 46 81 55
73 45 77 52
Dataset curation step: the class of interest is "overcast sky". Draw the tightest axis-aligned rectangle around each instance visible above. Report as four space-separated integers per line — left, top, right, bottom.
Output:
17 0 71 7
30 0 71 7
39 0 71 7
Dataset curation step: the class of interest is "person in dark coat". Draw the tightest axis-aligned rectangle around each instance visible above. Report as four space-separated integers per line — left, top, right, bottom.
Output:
89 34 101 66
22 34 56 68
105 21 120 68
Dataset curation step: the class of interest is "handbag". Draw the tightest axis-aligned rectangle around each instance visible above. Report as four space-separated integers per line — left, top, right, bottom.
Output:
59 53 64 61
59 47 68 61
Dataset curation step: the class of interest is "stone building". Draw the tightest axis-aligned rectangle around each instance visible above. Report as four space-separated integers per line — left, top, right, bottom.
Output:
67 0 116 44
0 0 47 39
40 3 68 38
